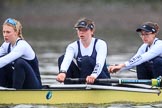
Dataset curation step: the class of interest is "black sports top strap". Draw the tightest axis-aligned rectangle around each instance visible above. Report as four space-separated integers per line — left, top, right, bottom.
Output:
145 39 158 52
7 39 22 53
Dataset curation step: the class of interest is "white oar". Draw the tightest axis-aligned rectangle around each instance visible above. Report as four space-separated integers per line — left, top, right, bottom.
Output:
129 68 137 72
0 86 15 90
86 84 161 94
50 84 87 89
49 84 160 95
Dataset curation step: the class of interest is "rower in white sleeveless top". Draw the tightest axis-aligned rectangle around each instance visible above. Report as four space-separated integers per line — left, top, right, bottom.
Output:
108 22 162 79
0 18 42 89
57 17 110 84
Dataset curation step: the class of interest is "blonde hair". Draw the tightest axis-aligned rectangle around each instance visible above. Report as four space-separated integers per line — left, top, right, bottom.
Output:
143 22 160 34
3 18 24 39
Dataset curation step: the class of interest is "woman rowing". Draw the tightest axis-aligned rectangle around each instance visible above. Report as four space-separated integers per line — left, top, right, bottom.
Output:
108 22 162 79
56 17 110 84
0 18 42 89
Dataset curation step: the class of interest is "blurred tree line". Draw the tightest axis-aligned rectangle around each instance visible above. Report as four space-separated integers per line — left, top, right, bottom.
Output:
1 0 161 24
0 0 162 41
1 0 162 21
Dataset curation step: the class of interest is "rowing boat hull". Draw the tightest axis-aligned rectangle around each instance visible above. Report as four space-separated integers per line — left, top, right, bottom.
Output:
0 88 162 105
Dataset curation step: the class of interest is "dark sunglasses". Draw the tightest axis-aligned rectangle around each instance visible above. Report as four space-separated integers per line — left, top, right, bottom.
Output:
4 18 16 26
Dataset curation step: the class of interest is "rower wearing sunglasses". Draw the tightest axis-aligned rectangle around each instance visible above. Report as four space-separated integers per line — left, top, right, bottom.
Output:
56 17 110 84
108 22 162 79
0 18 42 89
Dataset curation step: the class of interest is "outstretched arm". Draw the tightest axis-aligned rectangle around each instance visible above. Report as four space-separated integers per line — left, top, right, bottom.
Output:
108 64 125 73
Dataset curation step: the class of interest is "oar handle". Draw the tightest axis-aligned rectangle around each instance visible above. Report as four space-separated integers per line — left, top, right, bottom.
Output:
65 78 86 83
95 79 119 83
